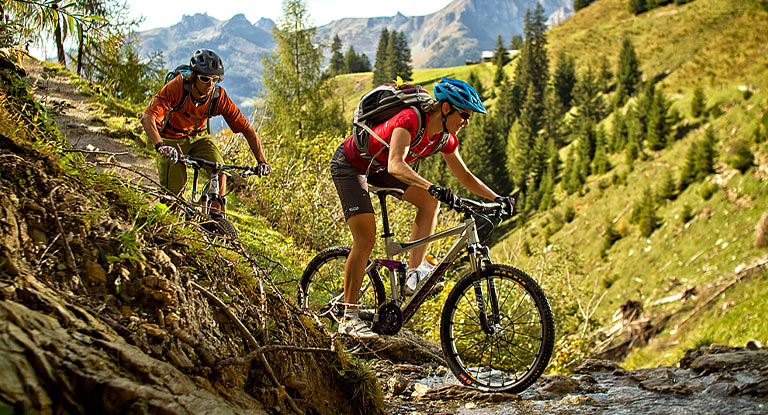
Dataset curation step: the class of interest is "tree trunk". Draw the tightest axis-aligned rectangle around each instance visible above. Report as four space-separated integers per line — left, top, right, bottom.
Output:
77 30 84 75
53 17 66 66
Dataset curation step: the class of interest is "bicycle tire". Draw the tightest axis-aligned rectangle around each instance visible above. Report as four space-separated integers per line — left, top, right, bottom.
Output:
201 215 238 240
440 264 555 393
299 246 385 329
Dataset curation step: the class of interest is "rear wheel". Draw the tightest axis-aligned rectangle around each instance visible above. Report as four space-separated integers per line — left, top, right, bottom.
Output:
299 246 385 329
440 264 554 393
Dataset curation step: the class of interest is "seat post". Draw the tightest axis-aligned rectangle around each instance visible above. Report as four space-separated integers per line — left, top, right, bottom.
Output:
378 193 394 238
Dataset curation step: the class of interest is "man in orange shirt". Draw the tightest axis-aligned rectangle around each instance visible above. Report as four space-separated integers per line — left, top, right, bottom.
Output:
141 49 270 210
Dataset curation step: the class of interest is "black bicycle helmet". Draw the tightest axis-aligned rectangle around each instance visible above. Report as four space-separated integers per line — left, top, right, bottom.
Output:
190 49 224 76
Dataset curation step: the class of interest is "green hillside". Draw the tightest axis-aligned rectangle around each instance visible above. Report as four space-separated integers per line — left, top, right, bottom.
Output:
501 0 768 369
333 0 768 370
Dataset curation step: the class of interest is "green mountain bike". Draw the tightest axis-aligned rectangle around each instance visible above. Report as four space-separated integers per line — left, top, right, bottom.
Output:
299 185 555 393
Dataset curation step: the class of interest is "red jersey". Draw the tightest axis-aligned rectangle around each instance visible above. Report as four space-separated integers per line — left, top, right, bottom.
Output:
343 108 458 171
144 76 251 139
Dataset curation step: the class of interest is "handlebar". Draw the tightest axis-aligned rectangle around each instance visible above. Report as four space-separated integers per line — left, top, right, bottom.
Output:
452 197 514 218
179 156 265 177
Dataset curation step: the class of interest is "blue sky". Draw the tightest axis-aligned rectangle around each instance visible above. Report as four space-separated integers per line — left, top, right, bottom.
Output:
128 0 453 31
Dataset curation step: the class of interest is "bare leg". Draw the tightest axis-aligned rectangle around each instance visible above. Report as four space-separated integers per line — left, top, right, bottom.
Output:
344 213 377 307
402 186 439 269
211 173 227 213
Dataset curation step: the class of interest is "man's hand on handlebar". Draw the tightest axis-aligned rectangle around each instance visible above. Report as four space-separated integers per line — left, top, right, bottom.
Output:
494 196 515 216
255 161 271 177
429 185 459 209
155 142 179 163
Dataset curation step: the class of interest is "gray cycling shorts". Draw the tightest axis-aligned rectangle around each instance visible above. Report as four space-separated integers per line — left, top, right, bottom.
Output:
330 144 409 220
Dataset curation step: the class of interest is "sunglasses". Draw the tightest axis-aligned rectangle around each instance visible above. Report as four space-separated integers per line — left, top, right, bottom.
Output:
451 105 471 121
197 74 220 83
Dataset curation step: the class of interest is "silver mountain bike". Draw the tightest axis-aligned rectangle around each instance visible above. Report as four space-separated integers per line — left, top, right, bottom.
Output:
299 185 555 393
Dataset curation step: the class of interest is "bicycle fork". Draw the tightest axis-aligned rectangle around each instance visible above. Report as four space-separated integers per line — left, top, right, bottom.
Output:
469 244 500 335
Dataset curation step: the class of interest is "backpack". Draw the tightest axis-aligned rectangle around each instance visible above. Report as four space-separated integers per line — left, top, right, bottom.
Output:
158 64 221 136
352 82 450 171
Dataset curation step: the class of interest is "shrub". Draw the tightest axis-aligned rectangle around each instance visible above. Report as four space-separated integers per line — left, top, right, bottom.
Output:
600 220 622 259
699 182 718 200
690 85 706 118
725 139 754 172
564 205 576 223
681 203 693 223
756 212 768 248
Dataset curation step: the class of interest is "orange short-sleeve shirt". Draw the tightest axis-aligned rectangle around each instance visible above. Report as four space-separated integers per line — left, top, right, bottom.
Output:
144 76 251 139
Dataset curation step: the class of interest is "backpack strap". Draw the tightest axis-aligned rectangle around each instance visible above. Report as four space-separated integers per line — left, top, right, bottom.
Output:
354 106 428 170
158 79 221 137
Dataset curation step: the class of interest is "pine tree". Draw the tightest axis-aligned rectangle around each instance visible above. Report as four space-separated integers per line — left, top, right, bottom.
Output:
493 34 508 86
598 55 613 93
514 5 549 107
574 0 594 11
611 110 628 153
372 28 390 86
552 52 577 112
385 30 412 81
573 66 607 124
510 35 524 51
460 115 511 195
616 38 642 105
344 45 360 73
694 128 717 181
679 143 697 190
635 186 660 237
542 87 567 149
691 85 706 118
656 169 676 203
629 0 647 14
262 0 339 143
646 90 671 151
468 71 485 100
592 127 611 175
327 34 345 76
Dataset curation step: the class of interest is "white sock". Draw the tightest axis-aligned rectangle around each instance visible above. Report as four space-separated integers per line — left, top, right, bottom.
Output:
344 309 359 319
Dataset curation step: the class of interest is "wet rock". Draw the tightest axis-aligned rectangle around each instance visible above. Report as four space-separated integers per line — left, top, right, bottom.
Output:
690 350 768 373
418 384 518 403
387 374 409 395
541 374 579 394
738 378 768 396
575 358 622 374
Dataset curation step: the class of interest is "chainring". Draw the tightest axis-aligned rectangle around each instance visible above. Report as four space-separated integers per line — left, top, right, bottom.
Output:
371 300 403 335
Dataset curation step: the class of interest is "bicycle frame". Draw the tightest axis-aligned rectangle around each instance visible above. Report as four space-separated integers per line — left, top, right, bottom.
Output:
188 166 224 216
365 186 495 325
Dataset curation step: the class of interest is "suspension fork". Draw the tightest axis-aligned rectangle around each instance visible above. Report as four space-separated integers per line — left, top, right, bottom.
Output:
469 244 500 334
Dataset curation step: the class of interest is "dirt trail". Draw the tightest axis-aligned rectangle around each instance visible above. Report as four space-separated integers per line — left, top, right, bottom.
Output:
24 59 158 186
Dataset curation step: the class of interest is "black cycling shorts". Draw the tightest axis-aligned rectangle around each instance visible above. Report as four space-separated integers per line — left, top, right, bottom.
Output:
330 144 408 220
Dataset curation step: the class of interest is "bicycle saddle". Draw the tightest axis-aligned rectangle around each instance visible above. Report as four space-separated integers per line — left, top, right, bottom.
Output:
367 185 404 197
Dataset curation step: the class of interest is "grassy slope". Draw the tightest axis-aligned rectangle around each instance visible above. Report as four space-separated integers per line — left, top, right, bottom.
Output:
498 0 768 369
332 0 768 369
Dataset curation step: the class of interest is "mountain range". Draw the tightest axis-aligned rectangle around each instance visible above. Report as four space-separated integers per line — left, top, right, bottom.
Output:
137 0 573 107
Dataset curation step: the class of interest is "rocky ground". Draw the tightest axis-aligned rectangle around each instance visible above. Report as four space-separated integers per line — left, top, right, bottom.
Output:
4 58 767 414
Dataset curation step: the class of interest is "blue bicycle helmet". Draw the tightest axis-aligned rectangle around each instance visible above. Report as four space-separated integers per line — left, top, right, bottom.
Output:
434 77 487 114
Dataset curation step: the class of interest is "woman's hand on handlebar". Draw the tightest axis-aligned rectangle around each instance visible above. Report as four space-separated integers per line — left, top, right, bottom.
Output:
494 196 515 216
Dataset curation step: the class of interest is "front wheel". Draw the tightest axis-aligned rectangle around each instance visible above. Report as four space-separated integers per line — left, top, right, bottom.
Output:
440 264 555 393
298 246 386 329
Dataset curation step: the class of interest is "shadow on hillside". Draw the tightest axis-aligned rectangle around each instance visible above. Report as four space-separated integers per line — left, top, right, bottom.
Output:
675 120 703 141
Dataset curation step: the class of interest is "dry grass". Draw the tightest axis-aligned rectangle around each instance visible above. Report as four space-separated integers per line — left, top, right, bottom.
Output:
756 211 768 248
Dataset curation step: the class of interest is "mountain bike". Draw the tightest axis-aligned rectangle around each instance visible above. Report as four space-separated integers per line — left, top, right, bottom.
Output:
178 155 263 240
298 185 555 393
